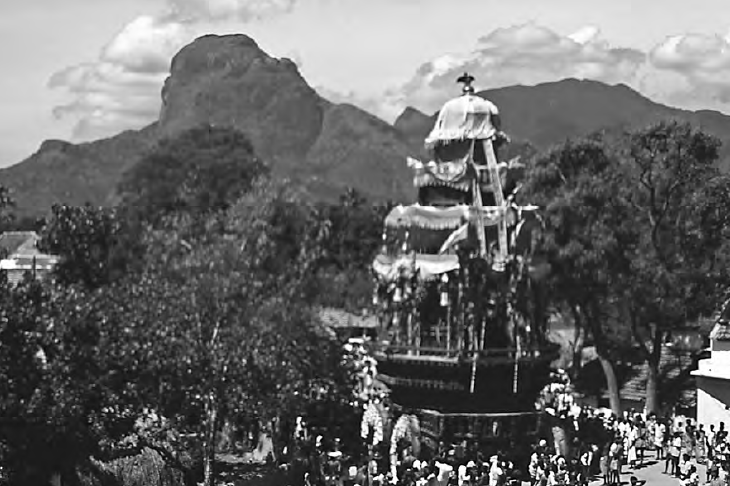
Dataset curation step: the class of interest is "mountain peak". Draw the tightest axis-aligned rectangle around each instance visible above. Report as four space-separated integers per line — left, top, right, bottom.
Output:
395 106 428 121
166 34 268 81
37 139 75 155
0 33 423 217
393 107 432 149
158 33 323 165
164 33 303 86
5 37 730 218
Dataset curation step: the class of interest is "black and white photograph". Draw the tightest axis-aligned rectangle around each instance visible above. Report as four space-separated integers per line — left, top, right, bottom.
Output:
2 1 730 485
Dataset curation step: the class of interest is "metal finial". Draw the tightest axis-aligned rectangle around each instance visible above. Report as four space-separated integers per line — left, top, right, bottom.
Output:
457 72 475 94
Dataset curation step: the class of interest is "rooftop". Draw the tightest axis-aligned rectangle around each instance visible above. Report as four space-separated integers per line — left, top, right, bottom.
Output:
598 345 699 408
710 321 730 342
708 298 730 341
0 231 39 256
0 231 59 286
319 307 378 329
620 346 697 407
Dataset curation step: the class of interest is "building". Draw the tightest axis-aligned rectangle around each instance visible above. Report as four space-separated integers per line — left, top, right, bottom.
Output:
319 307 379 340
693 302 730 428
615 344 698 416
578 328 706 416
0 231 58 285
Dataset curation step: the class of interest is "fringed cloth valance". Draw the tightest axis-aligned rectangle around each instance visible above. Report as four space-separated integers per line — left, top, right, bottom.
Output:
408 153 473 192
373 253 460 282
408 155 526 192
414 174 473 192
424 94 499 148
384 204 511 230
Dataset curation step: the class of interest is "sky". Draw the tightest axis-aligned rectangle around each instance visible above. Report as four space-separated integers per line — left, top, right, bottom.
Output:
2 0 730 167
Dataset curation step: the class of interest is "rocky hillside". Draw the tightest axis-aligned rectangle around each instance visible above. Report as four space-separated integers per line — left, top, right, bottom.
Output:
5 35 730 217
0 35 418 217
1 125 160 217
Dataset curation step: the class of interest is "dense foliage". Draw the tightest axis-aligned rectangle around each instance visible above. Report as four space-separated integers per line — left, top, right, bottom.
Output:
315 188 393 312
523 121 730 413
0 186 15 237
118 125 269 225
0 128 382 486
39 205 145 290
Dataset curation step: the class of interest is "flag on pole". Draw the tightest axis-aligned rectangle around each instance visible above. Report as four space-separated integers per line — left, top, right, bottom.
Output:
439 223 469 254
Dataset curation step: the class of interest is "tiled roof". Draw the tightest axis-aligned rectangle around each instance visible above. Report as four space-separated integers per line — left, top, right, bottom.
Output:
6 269 29 286
617 345 697 407
0 231 38 256
0 232 58 286
709 298 730 341
711 322 730 342
319 308 379 329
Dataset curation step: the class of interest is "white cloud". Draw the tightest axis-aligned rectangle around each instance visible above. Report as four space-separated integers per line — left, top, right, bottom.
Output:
49 63 165 140
168 0 296 22
101 16 191 74
49 0 298 140
650 31 730 102
568 25 601 45
386 23 646 117
50 15 194 140
51 11 730 143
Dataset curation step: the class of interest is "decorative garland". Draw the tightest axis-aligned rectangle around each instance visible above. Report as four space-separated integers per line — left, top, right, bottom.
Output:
534 369 578 419
390 414 420 458
361 402 384 445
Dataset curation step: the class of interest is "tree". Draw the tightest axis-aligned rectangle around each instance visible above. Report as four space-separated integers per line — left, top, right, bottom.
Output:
38 204 145 290
0 277 141 484
522 138 632 413
1 179 354 485
611 121 730 413
316 188 393 311
118 125 269 226
0 276 53 483
115 179 347 486
0 185 15 236
524 122 730 414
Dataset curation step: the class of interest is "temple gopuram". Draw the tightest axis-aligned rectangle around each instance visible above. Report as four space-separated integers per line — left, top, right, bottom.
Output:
369 74 559 461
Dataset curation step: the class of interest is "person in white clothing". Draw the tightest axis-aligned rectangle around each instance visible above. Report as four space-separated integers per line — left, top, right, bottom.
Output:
626 424 638 468
681 465 699 486
655 420 667 460
434 460 453 486
457 463 468 486
488 457 503 486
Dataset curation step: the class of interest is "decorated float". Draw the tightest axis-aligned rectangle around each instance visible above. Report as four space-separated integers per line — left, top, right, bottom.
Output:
368 74 559 465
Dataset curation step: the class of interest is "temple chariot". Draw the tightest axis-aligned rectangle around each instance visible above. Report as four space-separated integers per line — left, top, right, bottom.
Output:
365 74 559 466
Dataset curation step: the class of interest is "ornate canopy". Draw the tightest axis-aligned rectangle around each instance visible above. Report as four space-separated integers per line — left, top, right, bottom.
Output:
425 94 500 147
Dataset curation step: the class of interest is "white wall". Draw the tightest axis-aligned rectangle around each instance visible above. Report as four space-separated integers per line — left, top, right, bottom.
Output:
712 338 730 351
696 376 730 429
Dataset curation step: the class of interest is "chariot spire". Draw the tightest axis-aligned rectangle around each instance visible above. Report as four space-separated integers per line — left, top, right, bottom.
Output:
457 72 476 94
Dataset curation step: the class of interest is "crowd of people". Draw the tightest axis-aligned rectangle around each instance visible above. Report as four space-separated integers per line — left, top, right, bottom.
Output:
289 360 730 486
293 412 730 486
